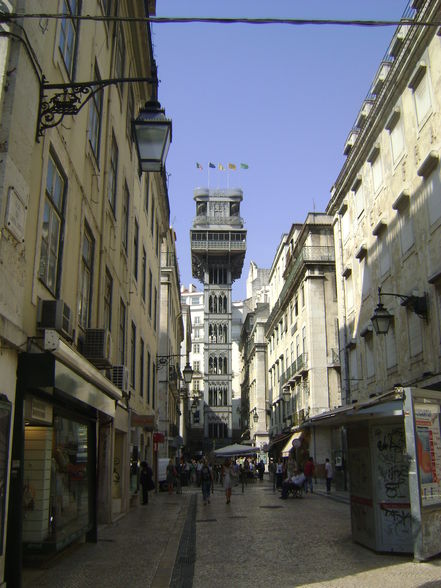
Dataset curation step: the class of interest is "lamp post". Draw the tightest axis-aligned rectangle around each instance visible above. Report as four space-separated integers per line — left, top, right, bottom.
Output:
371 287 428 335
282 385 291 403
132 97 172 173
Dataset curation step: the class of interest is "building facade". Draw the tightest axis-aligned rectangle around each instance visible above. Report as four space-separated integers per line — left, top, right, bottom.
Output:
190 188 247 451
265 215 340 465
0 2 175 584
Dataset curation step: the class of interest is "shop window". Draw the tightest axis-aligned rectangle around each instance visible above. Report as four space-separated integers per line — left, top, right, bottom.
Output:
23 414 90 552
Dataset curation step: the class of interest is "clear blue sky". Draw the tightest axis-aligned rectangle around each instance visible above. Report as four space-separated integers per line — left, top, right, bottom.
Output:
152 1 409 300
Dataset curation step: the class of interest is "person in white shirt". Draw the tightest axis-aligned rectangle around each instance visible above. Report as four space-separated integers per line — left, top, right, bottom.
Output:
325 458 333 493
280 469 306 499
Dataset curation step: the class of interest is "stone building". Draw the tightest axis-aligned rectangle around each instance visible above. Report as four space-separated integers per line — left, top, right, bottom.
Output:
0 2 175 583
239 262 270 448
190 188 247 451
265 215 340 464
327 0 441 407
157 228 184 459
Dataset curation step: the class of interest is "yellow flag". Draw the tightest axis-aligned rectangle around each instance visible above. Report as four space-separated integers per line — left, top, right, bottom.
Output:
218 164 225 171
228 163 236 170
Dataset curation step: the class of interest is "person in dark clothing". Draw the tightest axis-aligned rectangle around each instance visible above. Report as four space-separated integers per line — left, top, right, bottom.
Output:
139 461 154 504
257 460 265 481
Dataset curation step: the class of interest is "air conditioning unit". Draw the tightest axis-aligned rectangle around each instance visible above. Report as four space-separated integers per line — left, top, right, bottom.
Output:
83 329 112 368
38 299 73 340
111 365 129 394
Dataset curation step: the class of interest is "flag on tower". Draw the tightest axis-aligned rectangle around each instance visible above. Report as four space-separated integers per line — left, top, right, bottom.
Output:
240 163 249 169
196 162 203 170
209 162 216 168
218 164 225 171
228 163 236 170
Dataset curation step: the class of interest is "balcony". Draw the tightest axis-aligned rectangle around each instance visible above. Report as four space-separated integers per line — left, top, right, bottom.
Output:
193 215 244 227
191 240 246 252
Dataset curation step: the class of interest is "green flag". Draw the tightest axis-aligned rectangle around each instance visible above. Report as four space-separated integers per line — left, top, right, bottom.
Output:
240 163 249 169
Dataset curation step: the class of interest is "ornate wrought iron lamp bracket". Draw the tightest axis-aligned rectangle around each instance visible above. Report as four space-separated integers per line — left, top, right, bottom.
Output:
36 75 156 140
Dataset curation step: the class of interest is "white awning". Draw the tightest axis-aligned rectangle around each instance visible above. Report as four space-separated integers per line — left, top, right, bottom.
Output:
281 431 303 456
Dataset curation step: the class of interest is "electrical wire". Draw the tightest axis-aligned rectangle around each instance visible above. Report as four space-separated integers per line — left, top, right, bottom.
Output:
1 13 440 28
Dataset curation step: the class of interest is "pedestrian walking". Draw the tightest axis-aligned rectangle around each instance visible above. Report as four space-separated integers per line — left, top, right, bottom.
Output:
325 458 333 493
268 458 276 492
304 456 315 494
257 459 265 481
200 458 213 505
139 461 154 504
276 458 284 489
166 458 177 494
222 458 235 504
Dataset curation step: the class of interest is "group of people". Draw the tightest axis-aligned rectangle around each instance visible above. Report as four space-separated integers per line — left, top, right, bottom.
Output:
269 455 334 498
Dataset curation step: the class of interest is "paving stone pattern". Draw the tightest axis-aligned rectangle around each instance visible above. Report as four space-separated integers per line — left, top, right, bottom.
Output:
22 479 441 588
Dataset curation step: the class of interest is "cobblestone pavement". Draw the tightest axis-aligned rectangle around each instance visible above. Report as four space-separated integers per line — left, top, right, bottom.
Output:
22 479 441 588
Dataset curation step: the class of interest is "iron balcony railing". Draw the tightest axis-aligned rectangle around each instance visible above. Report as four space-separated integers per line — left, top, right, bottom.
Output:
191 241 246 252
193 215 244 226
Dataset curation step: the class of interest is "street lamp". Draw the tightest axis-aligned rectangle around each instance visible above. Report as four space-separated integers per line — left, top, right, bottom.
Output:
182 362 194 385
133 97 172 173
251 408 259 423
36 71 172 173
282 385 291 403
371 287 428 335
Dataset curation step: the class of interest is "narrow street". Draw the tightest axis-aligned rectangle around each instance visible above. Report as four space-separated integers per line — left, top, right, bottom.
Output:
23 478 441 588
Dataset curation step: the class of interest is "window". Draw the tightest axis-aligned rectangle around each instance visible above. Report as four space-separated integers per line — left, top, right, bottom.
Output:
114 24 125 87
147 351 151 404
88 63 103 159
341 209 351 242
118 300 126 365
122 183 129 253
39 153 66 294
378 233 391 277
154 287 157 331
104 268 113 332
130 322 136 388
150 197 155 235
152 362 156 409
193 361 200 372
141 247 147 301
411 64 431 126
155 220 159 256
102 0 112 16
193 344 200 353
371 153 383 193
399 207 414 255
349 348 358 383
148 269 152 317
302 326 306 355
79 224 94 329
387 108 405 164
139 338 144 398
144 175 150 217
364 334 375 379
345 273 354 310
408 312 423 357
108 134 118 212
354 182 365 218
426 173 441 225
194 316 200 324
133 219 139 280
386 323 397 369
59 0 78 77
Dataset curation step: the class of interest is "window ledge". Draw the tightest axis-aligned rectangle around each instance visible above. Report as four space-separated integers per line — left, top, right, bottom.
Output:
372 219 387 237
392 189 410 212
417 151 439 179
355 244 367 260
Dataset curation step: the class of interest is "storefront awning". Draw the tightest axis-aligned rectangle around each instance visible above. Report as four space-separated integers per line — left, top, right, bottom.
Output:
302 389 404 428
131 413 155 430
281 431 303 456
